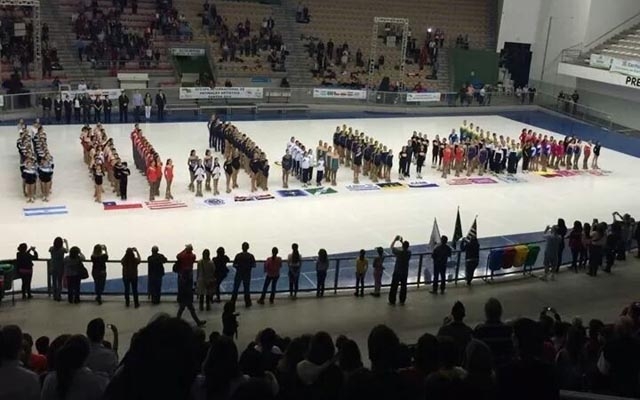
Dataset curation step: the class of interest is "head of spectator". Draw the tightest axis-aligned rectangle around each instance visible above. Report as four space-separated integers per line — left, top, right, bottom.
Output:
86 318 106 344
414 333 438 375
36 336 50 355
512 318 544 359
305 331 334 366
451 301 466 323
484 298 503 324
436 336 458 370
54 335 91 399
0 325 24 361
242 242 249 252
46 335 72 372
368 325 400 372
463 339 493 377
104 317 199 400
278 335 311 374
203 335 241 399
337 339 362 374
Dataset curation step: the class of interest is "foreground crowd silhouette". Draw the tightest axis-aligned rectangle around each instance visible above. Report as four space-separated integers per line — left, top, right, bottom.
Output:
2 297 640 400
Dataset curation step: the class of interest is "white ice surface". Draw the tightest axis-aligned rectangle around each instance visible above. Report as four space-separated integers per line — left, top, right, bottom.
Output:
3 115 639 287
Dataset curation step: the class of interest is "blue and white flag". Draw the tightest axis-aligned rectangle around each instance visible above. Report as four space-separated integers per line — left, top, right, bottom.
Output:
24 205 68 217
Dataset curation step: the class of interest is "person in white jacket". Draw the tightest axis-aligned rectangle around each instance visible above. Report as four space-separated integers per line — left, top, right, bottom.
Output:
194 159 206 197
315 158 325 186
300 152 311 187
212 157 221 195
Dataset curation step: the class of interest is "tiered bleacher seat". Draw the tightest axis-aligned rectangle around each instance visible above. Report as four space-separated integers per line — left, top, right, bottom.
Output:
0 7 37 82
583 25 640 62
55 0 188 74
298 0 491 90
208 1 284 77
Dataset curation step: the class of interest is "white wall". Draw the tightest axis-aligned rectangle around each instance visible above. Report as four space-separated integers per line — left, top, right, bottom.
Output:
577 78 640 130
496 0 542 51
529 0 591 88
583 0 640 48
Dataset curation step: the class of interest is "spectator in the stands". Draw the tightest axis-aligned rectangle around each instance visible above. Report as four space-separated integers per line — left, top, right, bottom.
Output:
85 318 118 377
463 339 497 399
21 333 47 374
296 332 343 398
342 325 406 399
0 325 40 400
399 333 438 399
496 318 560 400
103 317 201 400
438 301 473 363
473 297 513 367
598 316 640 397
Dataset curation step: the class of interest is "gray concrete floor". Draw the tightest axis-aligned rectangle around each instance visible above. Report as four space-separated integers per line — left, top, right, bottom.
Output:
2 257 639 358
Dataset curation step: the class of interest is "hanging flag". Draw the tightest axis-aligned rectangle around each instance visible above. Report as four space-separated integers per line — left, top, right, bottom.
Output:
429 218 441 249
452 207 463 249
466 216 478 241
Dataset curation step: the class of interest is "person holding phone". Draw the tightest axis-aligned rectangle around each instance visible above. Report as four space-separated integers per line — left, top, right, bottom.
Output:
91 244 108 305
48 237 68 301
388 235 411 305
121 247 141 308
16 243 39 300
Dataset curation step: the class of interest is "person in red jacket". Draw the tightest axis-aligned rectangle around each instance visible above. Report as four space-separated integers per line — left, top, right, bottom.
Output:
164 159 174 199
441 143 453 179
176 244 205 326
146 160 159 201
454 144 465 177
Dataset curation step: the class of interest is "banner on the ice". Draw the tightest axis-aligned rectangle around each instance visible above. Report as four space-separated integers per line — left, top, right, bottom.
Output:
406 92 441 102
170 48 206 57
179 87 264 100
61 88 123 100
312 88 367 100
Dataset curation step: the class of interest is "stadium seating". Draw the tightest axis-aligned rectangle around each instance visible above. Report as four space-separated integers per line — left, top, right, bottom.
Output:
297 0 492 90
598 26 640 60
54 0 184 74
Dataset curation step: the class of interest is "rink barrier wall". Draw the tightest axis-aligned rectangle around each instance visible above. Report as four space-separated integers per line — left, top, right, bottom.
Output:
0 84 628 135
1 232 635 299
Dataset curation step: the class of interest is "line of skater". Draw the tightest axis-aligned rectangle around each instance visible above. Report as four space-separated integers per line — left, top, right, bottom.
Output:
17 119 55 203
395 120 604 181
208 115 270 195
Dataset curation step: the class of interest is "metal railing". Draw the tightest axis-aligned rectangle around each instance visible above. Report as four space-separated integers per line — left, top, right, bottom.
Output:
0 86 529 115
1 236 558 297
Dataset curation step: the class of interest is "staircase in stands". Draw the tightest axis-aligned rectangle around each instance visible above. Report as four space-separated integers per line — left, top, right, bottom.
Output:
40 0 90 83
271 0 313 87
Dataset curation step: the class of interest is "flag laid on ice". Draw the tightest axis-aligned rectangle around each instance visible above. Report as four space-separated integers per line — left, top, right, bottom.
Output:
429 218 441 249
452 208 463 249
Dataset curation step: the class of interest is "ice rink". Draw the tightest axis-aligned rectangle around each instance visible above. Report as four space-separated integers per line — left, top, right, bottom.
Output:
4 115 640 288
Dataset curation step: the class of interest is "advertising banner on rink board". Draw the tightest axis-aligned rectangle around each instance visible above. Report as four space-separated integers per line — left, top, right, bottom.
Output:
179 87 264 100
406 92 442 102
610 58 640 78
170 48 206 57
61 88 123 99
312 88 367 100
